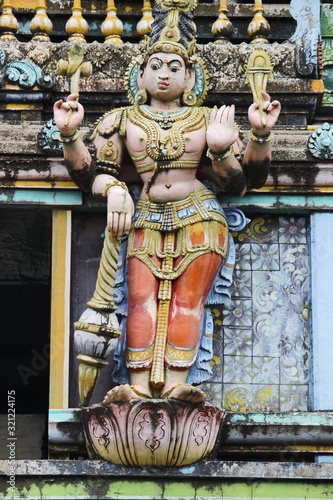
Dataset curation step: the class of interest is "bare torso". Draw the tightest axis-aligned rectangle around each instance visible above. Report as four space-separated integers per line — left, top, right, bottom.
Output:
125 111 208 202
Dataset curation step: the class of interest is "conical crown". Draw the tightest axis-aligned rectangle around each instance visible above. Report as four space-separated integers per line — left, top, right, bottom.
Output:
145 0 198 63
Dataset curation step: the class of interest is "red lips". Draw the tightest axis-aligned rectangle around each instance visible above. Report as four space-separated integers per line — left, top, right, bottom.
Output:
158 81 169 89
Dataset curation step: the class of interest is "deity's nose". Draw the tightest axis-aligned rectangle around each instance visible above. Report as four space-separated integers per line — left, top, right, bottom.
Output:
159 67 169 79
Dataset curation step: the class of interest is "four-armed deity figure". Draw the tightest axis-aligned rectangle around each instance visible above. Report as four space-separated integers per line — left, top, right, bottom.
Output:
54 0 280 406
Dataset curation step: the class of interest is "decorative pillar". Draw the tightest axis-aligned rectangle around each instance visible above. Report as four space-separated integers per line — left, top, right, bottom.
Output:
247 0 270 43
137 0 154 37
211 0 233 44
311 213 333 462
30 0 53 42
0 0 18 40
321 4 333 106
49 210 72 410
66 0 89 43
101 0 123 45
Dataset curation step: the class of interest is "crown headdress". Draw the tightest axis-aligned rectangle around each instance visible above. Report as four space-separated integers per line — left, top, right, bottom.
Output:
146 0 197 63
125 0 209 106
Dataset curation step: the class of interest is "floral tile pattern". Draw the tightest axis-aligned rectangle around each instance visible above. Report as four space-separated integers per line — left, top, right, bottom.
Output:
207 214 311 412
223 355 252 384
224 327 252 356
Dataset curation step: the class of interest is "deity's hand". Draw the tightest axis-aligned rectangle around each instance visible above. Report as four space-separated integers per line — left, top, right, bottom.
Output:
206 105 239 154
107 187 135 240
53 93 84 137
248 91 281 135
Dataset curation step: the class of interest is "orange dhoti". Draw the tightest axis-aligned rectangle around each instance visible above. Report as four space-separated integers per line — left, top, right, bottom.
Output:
125 189 228 387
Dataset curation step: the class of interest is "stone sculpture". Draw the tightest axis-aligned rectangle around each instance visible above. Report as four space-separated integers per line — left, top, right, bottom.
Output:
53 0 280 465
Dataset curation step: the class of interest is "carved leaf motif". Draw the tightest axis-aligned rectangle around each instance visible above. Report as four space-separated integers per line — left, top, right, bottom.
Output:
137 410 165 452
83 401 224 466
5 60 55 89
192 413 209 446
90 414 110 449
307 123 333 160
37 118 63 155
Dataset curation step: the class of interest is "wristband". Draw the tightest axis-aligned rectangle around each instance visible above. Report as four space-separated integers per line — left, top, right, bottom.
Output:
59 130 80 144
206 146 232 162
102 179 129 198
249 128 273 144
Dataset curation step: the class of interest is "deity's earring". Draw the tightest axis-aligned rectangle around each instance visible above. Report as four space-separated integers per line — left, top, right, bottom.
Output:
182 91 197 106
135 89 148 105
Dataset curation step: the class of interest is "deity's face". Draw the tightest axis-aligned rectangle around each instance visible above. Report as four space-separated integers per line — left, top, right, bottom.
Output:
138 52 194 104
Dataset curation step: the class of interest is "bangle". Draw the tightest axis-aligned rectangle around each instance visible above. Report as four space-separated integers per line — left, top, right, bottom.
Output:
59 130 80 144
102 179 129 197
249 128 273 144
96 161 121 177
206 147 232 161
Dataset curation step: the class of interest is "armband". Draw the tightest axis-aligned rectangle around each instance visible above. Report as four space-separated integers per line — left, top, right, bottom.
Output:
96 162 121 178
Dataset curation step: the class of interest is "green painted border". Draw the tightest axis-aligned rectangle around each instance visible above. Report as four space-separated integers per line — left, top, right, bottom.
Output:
2 478 333 499
0 189 82 205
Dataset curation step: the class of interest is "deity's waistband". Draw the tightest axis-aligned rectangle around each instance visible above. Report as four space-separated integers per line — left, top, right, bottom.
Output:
132 188 227 232
136 160 198 174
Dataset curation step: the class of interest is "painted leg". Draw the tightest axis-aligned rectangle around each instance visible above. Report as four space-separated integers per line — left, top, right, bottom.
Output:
162 252 223 402
104 257 159 403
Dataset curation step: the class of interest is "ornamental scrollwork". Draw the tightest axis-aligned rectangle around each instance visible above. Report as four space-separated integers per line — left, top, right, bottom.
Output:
0 44 55 90
5 60 54 89
307 122 333 160
37 119 63 155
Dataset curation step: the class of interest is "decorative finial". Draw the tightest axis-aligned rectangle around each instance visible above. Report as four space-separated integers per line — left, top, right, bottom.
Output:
0 1 18 40
65 0 89 43
102 0 124 44
137 0 154 37
30 0 53 42
247 0 270 44
212 0 233 44
57 44 92 126
246 47 273 126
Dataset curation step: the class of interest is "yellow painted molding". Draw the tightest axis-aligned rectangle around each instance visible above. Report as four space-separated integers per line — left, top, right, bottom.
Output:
3 102 42 109
311 79 325 91
9 0 37 8
49 210 71 409
0 181 78 189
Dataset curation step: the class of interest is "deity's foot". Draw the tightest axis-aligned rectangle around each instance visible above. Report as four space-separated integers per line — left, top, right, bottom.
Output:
161 383 206 404
103 384 152 404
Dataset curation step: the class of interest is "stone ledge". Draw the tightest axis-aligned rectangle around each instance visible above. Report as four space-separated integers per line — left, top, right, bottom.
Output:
0 459 333 480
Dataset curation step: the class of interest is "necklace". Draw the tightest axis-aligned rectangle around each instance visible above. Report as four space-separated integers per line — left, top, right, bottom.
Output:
140 105 191 130
128 103 207 161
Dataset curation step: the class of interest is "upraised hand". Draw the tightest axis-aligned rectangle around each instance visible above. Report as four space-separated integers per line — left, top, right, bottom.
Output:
53 93 84 137
248 91 281 134
206 105 239 154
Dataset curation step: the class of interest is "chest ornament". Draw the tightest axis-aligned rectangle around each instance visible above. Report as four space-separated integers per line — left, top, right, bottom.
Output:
128 104 207 162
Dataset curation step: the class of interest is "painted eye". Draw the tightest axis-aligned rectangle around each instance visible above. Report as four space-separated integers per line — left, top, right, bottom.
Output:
150 63 160 70
170 66 179 73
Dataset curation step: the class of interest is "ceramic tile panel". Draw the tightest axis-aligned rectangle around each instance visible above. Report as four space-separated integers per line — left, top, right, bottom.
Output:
207 214 311 412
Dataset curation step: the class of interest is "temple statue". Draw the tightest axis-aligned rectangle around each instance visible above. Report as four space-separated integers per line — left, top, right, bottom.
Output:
53 0 280 465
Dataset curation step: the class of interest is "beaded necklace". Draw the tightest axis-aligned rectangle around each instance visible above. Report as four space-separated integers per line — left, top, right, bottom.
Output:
128 103 207 162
